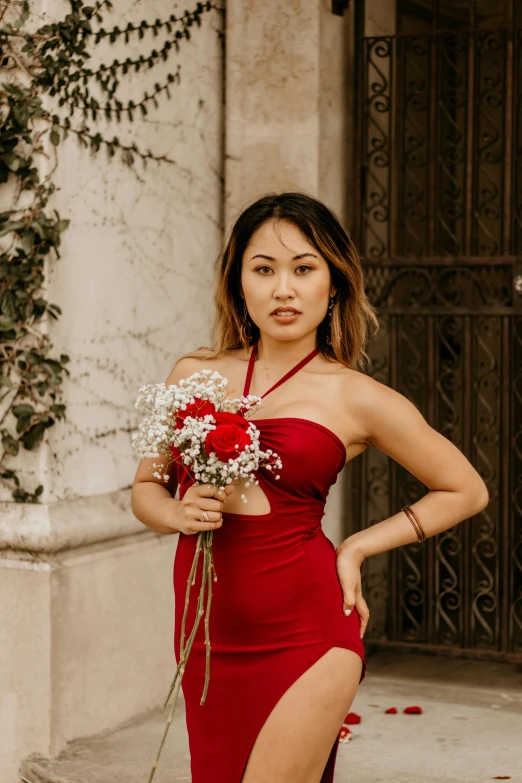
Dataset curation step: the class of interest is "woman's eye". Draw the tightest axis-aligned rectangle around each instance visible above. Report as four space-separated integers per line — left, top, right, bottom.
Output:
254 264 312 274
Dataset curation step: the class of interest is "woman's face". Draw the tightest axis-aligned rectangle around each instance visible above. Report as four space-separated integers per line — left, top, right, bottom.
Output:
241 219 334 342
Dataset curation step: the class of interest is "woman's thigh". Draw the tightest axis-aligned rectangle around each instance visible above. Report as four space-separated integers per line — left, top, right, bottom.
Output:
241 647 363 783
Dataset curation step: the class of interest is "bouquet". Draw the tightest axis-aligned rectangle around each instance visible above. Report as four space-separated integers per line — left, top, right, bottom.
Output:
132 369 282 781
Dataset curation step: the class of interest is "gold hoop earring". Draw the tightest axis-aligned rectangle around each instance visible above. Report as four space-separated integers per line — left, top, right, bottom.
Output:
239 300 252 345
326 296 335 346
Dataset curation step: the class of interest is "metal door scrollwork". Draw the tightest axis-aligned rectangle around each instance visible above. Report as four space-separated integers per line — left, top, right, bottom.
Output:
353 0 522 663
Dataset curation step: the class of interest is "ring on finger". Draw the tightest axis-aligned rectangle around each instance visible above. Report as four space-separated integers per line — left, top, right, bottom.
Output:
200 510 209 522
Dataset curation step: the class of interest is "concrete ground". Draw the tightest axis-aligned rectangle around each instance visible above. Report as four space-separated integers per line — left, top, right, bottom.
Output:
20 651 522 783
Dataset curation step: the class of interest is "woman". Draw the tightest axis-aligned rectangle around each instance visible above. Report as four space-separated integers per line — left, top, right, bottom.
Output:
131 192 489 783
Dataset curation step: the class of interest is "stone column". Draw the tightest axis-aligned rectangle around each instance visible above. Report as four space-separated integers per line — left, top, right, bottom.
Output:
224 0 354 544
225 0 353 225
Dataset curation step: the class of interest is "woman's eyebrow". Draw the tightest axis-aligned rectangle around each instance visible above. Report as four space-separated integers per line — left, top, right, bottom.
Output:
249 252 319 261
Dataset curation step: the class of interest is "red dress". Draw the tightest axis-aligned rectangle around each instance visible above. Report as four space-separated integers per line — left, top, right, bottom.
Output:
173 341 366 782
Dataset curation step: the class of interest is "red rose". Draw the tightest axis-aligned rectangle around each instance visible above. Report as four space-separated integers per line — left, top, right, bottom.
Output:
212 411 249 430
205 423 252 461
175 398 217 429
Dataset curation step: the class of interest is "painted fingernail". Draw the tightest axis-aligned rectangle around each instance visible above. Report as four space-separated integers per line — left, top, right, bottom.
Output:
344 609 352 616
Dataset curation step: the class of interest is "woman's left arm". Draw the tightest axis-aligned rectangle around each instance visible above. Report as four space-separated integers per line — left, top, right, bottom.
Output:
335 375 490 636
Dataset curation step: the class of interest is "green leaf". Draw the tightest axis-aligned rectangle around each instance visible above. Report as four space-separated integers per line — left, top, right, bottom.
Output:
1 292 17 319
21 232 34 254
4 153 21 172
1 431 19 457
22 425 44 450
2 82 22 96
16 416 31 434
13 403 35 418
50 129 60 146
0 317 15 331
43 359 64 373
0 221 25 238
22 420 52 450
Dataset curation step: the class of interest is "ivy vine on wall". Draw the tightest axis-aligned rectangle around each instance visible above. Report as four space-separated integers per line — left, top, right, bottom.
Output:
0 0 218 502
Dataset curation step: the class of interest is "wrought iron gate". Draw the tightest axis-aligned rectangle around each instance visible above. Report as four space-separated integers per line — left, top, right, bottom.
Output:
352 1 522 662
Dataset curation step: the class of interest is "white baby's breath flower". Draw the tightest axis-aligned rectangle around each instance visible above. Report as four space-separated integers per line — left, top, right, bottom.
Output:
132 369 282 498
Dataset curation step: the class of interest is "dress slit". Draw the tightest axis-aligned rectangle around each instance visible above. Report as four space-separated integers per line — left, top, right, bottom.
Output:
236 643 344 783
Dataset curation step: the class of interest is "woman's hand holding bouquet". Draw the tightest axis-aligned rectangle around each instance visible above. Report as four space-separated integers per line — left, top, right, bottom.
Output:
172 482 234 535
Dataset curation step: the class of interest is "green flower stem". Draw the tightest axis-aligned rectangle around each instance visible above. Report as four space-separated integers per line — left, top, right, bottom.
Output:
179 533 203 656
150 482 224 780
163 535 207 709
149 544 210 782
200 540 214 705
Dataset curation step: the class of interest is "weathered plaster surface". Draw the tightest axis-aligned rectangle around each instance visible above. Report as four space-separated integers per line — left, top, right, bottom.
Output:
0 560 52 782
1 0 223 502
0 531 178 780
1 3 223 780
225 0 351 226
365 0 397 36
0 488 140 552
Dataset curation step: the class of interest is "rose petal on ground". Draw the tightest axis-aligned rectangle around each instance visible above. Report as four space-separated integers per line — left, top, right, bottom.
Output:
403 706 423 714
344 712 361 724
385 707 398 714
339 726 353 743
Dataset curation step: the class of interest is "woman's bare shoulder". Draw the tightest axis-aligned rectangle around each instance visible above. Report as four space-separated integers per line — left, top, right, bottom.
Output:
337 366 429 446
335 365 402 408
165 346 246 386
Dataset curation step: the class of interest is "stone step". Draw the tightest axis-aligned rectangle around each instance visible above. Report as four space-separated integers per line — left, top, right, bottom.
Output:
20 652 522 783
20 700 190 783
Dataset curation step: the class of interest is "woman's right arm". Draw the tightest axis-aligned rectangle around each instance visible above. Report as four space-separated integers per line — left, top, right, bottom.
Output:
130 356 233 536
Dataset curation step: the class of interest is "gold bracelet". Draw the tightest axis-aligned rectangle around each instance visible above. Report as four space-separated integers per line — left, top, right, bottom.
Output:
402 506 423 542
401 505 427 543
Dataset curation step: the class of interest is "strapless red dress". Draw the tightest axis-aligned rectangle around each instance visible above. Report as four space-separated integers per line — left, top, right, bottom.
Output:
173 341 366 782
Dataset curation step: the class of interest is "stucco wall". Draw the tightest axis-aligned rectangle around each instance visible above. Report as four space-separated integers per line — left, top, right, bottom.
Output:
0 2 223 780
0 0 223 503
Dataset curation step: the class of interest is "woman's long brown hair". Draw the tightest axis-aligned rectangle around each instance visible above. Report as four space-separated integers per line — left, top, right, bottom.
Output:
184 192 379 371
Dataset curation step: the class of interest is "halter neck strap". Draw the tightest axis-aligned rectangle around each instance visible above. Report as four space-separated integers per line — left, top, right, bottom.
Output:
243 340 320 399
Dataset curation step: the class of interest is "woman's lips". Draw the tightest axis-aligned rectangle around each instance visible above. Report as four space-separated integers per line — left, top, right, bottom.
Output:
271 312 300 323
